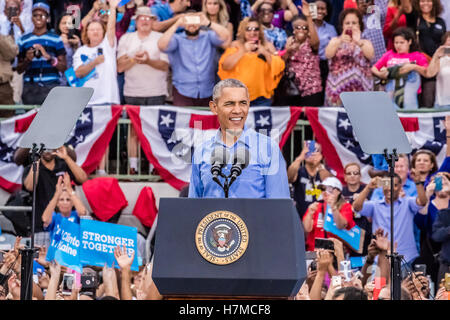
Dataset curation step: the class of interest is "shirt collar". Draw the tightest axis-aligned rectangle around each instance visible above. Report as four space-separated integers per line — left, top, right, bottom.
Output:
213 125 251 150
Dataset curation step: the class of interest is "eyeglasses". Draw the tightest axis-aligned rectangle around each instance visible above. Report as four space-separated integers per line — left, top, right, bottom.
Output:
138 16 156 21
345 171 360 176
246 27 259 32
294 25 308 31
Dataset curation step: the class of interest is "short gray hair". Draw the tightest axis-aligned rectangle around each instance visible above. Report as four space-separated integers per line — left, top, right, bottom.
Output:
212 78 249 103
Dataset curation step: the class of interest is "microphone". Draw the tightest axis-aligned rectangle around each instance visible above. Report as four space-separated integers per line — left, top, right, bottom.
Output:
210 146 230 182
229 147 250 185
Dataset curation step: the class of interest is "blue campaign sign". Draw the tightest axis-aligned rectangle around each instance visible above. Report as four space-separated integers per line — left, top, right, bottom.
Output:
323 205 364 253
79 219 139 271
46 219 83 273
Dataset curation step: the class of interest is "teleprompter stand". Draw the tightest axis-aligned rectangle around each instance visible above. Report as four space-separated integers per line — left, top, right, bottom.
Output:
341 92 412 300
17 87 93 300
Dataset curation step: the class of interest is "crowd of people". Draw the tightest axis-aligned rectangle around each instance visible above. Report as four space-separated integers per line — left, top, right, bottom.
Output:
0 0 449 301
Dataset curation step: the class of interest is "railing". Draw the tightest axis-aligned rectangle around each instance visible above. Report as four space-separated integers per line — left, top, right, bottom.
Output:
1 105 446 183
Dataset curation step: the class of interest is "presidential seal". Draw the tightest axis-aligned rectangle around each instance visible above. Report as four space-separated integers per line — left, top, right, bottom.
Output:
195 211 249 265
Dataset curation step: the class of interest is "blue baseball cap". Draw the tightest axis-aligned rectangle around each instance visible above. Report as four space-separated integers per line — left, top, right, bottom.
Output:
32 2 50 15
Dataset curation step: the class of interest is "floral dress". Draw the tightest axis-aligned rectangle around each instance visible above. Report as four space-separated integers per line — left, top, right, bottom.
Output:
325 42 373 106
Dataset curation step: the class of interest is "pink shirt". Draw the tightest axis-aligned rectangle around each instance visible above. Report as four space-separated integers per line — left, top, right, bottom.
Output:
374 50 429 70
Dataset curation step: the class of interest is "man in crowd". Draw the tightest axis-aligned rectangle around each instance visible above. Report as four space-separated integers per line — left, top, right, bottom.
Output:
357 0 388 63
188 79 290 198
22 145 88 247
0 0 33 104
117 6 169 174
287 141 333 219
16 1 66 105
150 0 191 32
0 32 18 116
352 172 428 269
158 11 230 106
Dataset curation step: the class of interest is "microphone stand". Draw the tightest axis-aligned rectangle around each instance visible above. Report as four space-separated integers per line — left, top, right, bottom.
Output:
20 143 44 300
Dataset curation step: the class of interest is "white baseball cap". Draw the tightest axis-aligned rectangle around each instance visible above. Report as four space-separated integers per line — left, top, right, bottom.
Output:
319 177 343 192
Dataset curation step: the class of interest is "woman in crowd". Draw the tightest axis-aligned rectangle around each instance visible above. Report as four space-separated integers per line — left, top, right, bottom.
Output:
73 0 120 105
302 176 355 252
58 14 81 85
277 3 322 106
403 0 446 108
383 0 409 51
251 0 299 30
202 0 233 39
256 1 287 51
42 173 87 237
426 32 450 109
218 17 285 106
371 27 429 110
312 0 337 99
324 8 374 107
411 149 439 185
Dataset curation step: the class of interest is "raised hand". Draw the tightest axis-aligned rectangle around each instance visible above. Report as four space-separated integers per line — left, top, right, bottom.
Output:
114 245 135 270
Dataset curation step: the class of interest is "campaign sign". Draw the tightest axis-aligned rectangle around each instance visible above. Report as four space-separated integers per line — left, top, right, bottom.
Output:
323 205 365 253
46 219 82 273
79 219 139 271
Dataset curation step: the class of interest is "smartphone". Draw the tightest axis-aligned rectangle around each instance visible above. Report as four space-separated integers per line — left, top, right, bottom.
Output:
309 3 318 19
345 29 353 37
309 260 317 271
62 273 74 295
68 28 76 40
80 274 97 297
435 175 443 192
331 275 342 288
97 47 103 56
7 7 18 19
445 273 450 291
185 15 200 25
414 264 427 275
377 177 390 188
306 140 316 158
315 238 334 251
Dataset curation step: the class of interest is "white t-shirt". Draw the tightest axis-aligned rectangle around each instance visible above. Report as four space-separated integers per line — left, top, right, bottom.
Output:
73 36 120 105
436 56 450 107
117 31 169 97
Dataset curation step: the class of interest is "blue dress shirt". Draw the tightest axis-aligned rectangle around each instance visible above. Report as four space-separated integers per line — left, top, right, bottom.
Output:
164 30 224 99
188 127 291 199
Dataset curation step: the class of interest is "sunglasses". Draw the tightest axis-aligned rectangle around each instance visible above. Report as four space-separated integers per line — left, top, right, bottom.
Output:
246 27 259 32
295 25 308 31
33 14 48 18
138 16 156 21
345 171 360 176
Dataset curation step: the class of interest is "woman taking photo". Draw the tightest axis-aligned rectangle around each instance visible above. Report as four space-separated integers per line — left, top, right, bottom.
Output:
383 0 409 51
276 2 322 106
218 17 285 106
302 177 355 252
324 8 374 107
202 0 233 40
255 1 287 51
426 32 450 109
73 0 120 105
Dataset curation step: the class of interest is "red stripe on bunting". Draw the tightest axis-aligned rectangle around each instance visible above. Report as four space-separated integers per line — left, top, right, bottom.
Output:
81 105 122 175
399 117 419 132
305 107 345 182
0 175 21 193
14 111 37 133
189 114 219 130
126 105 187 191
279 107 303 148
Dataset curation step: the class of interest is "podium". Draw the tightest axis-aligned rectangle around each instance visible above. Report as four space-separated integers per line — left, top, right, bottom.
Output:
152 198 307 299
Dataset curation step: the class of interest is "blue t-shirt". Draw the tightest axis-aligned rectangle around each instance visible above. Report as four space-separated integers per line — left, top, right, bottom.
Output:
150 2 174 22
45 210 80 239
18 31 66 84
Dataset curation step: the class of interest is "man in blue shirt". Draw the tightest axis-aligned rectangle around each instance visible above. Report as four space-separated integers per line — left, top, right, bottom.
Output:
158 11 230 106
188 79 291 199
151 0 191 32
16 2 66 105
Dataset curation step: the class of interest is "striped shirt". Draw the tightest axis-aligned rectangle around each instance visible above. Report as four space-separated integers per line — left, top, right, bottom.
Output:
18 31 66 83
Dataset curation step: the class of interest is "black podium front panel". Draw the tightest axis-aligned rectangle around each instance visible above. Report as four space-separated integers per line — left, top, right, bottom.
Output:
152 198 306 297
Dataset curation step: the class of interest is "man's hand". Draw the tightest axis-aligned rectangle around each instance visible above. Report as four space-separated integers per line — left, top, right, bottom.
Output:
134 51 149 64
114 245 135 270
25 47 35 62
11 16 23 30
33 44 51 61
53 146 69 161
367 177 380 190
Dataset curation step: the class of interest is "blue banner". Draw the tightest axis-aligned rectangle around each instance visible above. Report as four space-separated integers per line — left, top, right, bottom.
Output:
323 205 365 253
79 219 139 271
46 219 83 273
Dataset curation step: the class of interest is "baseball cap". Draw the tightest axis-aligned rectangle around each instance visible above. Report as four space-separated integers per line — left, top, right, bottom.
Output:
32 2 50 15
319 177 343 192
132 6 156 19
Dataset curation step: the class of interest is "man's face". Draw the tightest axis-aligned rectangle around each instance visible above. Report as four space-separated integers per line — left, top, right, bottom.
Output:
394 157 409 184
344 165 361 186
209 87 249 136
136 15 155 33
356 0 373 15
382 176 402 200
41 151 55 162
32 9 48 29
